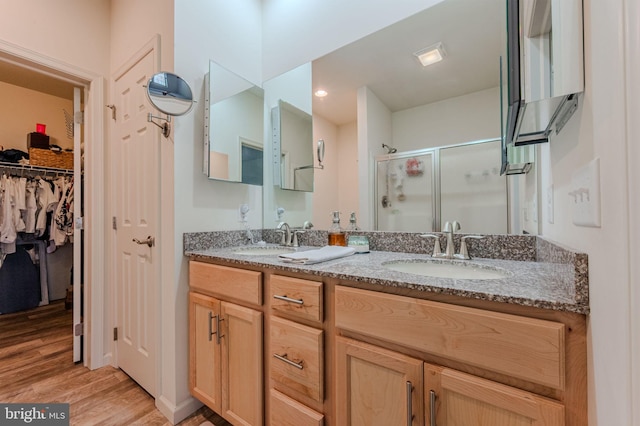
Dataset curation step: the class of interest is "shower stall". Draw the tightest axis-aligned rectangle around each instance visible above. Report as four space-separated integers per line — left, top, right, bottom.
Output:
375 139 508 234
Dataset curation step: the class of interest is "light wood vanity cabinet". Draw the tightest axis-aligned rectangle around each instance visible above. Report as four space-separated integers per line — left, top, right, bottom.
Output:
189 260 586 425
189 262 264 426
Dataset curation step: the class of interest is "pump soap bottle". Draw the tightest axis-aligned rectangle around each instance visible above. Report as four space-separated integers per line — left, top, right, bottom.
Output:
347 212 369 253
328 211 346 246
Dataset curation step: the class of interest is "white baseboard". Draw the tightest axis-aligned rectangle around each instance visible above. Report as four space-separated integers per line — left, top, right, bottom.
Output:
156 395 203 425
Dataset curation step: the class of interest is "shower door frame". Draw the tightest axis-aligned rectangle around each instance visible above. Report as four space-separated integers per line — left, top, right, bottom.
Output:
374 138 506 232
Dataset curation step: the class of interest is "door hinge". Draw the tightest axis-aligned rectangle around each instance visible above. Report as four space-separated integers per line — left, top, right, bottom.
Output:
74 323 83 337
113 327 118 341
112 216 117 231
75 216 84 230
74 110 84 125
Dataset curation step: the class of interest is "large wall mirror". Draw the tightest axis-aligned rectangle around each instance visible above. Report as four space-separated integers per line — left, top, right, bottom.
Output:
204 60 264 185
304 0 538 234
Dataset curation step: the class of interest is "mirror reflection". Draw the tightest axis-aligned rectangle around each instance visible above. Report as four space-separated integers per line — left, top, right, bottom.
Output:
307 0 537 234
272 100 314 192
146 72 194 116
205 61 264 184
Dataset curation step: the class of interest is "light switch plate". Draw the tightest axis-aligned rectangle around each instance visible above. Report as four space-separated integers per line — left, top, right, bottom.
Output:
570 158 601 227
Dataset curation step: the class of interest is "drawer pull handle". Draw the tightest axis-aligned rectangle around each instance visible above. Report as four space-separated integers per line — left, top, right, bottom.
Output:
407 381 414 426
273 353 304 369
429 389 436 426
273 294 304 305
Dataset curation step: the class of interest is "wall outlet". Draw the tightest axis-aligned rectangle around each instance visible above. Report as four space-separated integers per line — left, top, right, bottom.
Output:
570 158 601 227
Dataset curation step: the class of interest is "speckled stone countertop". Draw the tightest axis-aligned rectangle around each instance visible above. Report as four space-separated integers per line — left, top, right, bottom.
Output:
184 231 589 315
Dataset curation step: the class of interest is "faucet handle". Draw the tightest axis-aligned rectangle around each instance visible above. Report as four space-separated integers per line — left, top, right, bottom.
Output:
292 229 306 247
275 229 287 245
420 234 442 257
454 235 483 260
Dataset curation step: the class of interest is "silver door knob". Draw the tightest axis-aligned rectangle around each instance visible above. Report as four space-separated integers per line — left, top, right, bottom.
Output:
133 236 155 247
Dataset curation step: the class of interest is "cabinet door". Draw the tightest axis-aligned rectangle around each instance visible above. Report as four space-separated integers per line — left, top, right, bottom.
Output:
189 292 222 412
336 337 424 426
425 364 564 426
221 301 264 426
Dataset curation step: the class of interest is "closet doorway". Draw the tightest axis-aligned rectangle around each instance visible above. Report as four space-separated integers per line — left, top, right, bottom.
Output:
0 56 85 363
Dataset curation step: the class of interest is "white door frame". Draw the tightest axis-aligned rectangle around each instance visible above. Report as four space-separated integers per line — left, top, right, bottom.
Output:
0 39 107 369
625 0 640 423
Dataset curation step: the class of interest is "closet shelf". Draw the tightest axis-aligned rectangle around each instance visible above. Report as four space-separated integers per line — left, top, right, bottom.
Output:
0 161 74 177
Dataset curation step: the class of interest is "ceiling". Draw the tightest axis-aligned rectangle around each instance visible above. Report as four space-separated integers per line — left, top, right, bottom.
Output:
311 0 504 126
0 57 75 100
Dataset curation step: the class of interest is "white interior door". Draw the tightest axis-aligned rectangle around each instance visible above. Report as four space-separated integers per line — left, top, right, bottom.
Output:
113 47 159 396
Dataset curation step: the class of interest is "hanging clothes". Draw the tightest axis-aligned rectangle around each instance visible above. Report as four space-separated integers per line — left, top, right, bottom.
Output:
0 173 74 255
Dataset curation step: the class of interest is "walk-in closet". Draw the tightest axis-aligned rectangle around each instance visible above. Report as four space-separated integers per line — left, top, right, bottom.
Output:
0 58 83 362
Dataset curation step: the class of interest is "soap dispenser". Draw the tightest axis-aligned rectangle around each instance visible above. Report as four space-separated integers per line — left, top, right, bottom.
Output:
347 212 370 253
328 211 346 246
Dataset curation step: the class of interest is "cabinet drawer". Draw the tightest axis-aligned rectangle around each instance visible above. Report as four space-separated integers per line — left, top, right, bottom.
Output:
270 389 324 426
189 261 262 306
335 286 565 389
270 275 323 324
270 316 324 402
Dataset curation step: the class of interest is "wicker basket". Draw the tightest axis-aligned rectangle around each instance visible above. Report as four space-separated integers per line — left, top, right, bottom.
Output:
29 148 73 170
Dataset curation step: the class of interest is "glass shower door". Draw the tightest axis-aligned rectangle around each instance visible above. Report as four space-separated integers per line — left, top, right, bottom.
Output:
439 140 507 234
375 152 434 232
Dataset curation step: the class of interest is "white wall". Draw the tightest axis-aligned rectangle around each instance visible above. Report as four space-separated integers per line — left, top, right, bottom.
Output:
536 0 635 424
357 87 392 229
392 87 500 150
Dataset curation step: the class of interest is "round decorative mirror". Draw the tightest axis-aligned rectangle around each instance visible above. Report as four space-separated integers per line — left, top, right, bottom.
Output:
146 72 194 116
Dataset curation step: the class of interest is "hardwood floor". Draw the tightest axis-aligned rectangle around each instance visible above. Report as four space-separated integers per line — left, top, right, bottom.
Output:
0 301 231 426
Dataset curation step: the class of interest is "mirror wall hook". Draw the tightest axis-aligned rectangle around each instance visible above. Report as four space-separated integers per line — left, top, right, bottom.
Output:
147 113 171 138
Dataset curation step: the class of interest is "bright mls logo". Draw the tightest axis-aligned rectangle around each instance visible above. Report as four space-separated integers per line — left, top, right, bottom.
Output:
1 404 69 425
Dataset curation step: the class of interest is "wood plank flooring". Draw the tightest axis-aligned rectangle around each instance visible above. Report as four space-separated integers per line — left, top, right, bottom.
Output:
0 302 231 426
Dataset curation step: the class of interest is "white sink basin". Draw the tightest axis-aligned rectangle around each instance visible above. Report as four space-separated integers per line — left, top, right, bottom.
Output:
382 259 512 280
232 246 296 256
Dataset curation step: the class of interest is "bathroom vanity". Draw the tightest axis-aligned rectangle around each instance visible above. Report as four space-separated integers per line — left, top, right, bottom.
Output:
185 233 588 425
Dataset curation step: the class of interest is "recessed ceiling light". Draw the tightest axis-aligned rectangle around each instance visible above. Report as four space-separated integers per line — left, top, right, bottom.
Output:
314 89 328 98
413 42 446 67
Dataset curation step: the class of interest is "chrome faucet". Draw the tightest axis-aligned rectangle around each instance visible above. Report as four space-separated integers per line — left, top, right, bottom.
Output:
441 221 460 259
276 222 292 246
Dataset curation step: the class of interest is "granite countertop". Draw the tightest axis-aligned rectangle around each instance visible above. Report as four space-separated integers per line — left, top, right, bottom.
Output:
186 238 590 315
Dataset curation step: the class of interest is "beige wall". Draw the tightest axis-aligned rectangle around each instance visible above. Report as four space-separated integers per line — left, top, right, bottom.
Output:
0 81 74 151
0 0 110 77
